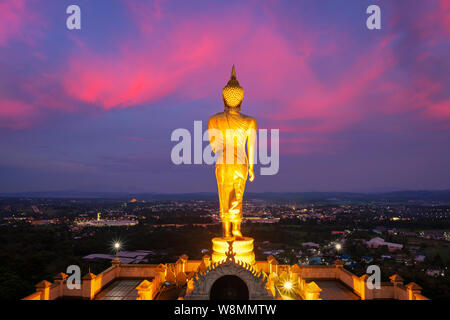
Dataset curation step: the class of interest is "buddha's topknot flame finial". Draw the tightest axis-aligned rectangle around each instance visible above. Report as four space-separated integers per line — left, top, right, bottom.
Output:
223 64 244 108
231 64 237 79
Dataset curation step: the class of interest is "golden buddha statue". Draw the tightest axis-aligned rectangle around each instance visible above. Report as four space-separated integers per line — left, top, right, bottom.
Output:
208 65 257 240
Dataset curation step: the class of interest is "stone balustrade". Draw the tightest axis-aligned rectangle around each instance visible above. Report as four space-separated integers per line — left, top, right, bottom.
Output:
22 255 429 300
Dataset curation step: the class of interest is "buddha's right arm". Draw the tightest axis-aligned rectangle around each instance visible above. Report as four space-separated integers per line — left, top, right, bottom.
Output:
208 118 217 153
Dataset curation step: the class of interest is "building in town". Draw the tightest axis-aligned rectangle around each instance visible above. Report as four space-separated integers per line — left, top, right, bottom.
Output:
366 237 403 252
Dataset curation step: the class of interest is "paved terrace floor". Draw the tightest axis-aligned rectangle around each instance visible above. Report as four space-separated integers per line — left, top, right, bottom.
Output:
93 278 359 300
95 279 142 300
308 279 360 300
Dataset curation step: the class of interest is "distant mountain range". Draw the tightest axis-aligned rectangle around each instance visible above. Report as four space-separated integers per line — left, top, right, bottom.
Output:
1 190 450 204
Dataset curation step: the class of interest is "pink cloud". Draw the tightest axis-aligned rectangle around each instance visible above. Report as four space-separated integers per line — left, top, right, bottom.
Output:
258 34 398 135
0 0 41 46
429 0 450 37
60 9 249 109
424 100 450 120
402 0 450 45
0 99 37 129
126 0 164 35
0 0 448 150
60 2 324 114
61 41 218 110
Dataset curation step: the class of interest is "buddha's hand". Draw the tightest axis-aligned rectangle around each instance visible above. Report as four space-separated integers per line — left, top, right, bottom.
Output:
248 167 255 182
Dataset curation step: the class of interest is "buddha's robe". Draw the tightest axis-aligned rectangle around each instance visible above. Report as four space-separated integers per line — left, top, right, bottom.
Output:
208 110 257 223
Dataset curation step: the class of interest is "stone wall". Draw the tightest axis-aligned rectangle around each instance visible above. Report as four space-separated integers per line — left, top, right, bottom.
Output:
118 264 161 278
22 256 429 300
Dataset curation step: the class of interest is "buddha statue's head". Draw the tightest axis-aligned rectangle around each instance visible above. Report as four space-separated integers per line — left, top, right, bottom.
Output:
222 65 244 109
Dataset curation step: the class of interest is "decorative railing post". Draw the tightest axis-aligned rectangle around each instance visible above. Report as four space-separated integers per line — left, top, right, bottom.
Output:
136 280 153 300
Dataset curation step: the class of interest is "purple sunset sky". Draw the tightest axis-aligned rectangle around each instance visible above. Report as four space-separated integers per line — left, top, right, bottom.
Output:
0 0 449 193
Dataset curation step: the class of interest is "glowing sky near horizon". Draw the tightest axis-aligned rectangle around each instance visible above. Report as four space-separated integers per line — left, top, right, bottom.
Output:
0 0 449 193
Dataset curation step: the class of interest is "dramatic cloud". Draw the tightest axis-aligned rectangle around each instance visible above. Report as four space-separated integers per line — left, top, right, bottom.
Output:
0 1 449 192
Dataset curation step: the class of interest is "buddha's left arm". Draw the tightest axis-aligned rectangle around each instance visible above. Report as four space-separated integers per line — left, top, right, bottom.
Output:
247 119 257 170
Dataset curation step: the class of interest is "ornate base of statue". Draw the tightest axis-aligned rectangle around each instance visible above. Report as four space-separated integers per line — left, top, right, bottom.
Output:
211 237 256 265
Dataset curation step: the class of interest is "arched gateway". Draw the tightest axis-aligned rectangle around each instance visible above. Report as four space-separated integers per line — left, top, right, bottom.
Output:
210 275 249 300
185 259 273 300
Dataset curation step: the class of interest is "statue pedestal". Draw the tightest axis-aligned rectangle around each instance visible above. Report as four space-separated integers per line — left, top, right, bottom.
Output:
211 237 255 265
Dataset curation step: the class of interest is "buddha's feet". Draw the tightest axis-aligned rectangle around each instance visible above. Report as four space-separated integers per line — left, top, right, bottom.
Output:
232 229 243 238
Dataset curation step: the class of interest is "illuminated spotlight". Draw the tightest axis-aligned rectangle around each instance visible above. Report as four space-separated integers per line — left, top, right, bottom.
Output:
283 281 293 291
335 243 342 251
114 242 121 256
